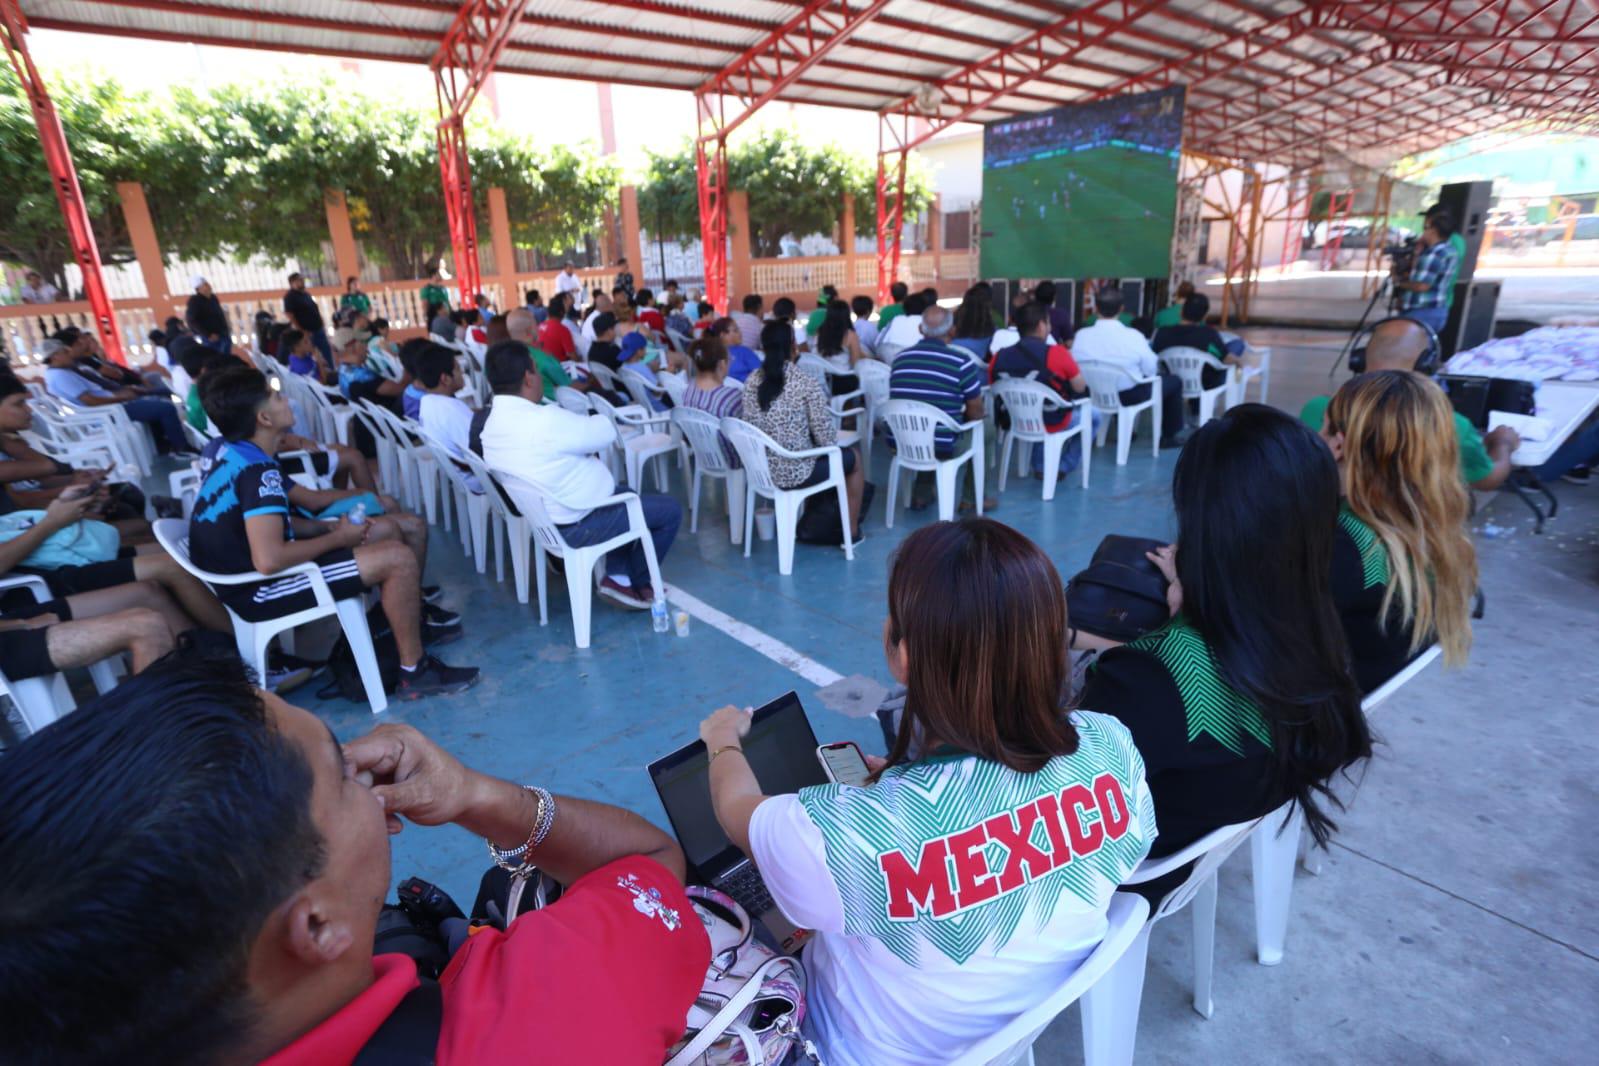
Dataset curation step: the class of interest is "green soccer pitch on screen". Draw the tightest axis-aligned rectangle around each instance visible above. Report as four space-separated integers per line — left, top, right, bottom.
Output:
979 86 1184 280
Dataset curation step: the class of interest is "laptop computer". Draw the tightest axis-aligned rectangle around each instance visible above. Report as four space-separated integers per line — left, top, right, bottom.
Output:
648 690 829 955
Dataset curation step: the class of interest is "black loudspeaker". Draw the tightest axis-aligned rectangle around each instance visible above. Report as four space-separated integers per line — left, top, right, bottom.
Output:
1050 278 1077 326
1436 180 1493 280
1119 278 1145 317
987 278 1012 311
1439 279 1500 359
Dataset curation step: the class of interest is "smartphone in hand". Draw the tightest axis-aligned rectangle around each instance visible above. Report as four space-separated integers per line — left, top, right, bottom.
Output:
816 741 872 788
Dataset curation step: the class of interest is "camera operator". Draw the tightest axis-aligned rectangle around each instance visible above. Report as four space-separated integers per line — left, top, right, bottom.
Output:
0 652 710 1065
1392 207 1460 335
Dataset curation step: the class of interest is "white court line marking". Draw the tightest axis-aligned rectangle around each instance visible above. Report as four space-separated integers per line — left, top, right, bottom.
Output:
667 586 845 688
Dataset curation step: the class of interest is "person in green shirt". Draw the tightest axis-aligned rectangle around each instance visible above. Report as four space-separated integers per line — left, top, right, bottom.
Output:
1299 318 1518 491
505 306 588 401
876 281 909 330
1424 203 1468 311
1152 280 1194 330
339 277 371 319
419 268 449 313
805 285 838 337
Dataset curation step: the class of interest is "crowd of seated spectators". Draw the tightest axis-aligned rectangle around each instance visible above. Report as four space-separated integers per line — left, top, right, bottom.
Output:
0 251 1515 1065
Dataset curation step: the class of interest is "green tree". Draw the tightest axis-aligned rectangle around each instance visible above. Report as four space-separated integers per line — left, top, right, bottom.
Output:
3 71 621 287
0 65 153 294
638 127 932 257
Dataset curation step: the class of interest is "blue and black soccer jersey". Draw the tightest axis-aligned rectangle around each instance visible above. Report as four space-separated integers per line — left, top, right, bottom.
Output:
189 440 293 576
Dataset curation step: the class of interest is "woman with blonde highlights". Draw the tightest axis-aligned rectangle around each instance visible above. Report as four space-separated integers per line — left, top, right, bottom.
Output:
1321 370 1478 692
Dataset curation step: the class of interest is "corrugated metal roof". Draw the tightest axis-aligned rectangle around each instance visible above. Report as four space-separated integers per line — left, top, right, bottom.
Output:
20 0 1599 166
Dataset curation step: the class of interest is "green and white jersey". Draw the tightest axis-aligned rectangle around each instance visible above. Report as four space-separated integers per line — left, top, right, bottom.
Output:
747 711 1153 1066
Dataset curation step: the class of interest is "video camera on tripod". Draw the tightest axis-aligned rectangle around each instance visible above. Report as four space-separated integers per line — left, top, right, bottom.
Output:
1384 235 1419 281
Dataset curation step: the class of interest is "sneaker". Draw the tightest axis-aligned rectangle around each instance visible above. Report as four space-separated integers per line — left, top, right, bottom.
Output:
423 602 461 627
267 648 326 676
423 619 463 647
421 584 445 605
264 664 314 695
396 655 480 700
597 576 652 610
1561 464 1591 485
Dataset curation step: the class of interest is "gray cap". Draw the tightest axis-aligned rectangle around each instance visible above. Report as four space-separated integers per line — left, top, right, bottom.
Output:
37 338 65 359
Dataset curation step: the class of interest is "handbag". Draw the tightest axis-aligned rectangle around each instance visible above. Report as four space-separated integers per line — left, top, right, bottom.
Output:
667 886 816 1066
1066 534 1171 643
0 511 121 569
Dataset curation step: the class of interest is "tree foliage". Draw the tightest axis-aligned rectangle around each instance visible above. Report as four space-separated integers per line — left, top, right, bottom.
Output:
638 127 933 257
0 66 153 292
0 69 621 289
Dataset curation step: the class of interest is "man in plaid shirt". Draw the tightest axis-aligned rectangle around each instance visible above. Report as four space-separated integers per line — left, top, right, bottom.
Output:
1394 208 1459 336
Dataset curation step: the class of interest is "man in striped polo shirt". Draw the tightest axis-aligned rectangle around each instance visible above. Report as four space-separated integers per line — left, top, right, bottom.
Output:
888 304 990 511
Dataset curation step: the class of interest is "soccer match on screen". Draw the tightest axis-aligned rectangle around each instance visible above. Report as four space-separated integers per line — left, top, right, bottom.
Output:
980 85 1185 279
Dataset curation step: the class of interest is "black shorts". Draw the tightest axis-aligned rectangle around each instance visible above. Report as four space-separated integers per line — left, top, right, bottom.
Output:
0 599 71 681
14 558 138 601
796 445 858 488
215 549 367 624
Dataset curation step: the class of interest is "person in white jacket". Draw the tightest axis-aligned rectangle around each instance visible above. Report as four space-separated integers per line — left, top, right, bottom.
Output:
477 340 680 610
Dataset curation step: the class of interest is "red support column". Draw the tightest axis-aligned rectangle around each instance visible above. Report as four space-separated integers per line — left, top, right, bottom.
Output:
695 93 729 315
430 0 529 306
875 113 910 305
692 0 891 314
1 0 125 363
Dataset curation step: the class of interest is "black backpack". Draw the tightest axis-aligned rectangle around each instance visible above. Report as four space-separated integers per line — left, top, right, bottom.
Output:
316 603 402 702
1066 535 1172 643
794 481 875 544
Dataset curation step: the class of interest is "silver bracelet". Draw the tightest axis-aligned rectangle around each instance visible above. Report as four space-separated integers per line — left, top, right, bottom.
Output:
486 785 557 872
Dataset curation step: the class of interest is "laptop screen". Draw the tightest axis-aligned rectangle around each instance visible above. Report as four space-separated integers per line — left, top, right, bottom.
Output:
649 691 829 876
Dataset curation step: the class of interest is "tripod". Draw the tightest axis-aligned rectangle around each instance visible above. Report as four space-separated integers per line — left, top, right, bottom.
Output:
1328 275 1394 379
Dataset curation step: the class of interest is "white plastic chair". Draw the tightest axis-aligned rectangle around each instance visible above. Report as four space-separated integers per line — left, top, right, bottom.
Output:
989 379 1091 499
416 428 490 572
657 369 689 408
489 470 663 650
797 354 868 452
948 893 1152 1066
1296 645 1443 878
854 357 892 450
27 401 148 476
589 392 674 493
1159 346 1231 427
878 399 984 525
364 401 436 514
620 367 691 470
303 378 357 447
554 385 591 414
720 417 854 575
584 360 623 396
0 575 109 735
619 365 670 411
1077 361 1162 466
1078 815 1265 1065
671 406 745 544
1234 344 1271 405
152 518 389 713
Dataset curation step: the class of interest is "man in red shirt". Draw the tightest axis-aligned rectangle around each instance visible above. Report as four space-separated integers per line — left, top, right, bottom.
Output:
538 291 578 361
635 287 667 339
991 301 1092 476
0 653 709 1065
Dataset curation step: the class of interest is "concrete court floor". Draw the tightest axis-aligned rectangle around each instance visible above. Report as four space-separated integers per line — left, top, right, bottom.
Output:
19 327 1594 1063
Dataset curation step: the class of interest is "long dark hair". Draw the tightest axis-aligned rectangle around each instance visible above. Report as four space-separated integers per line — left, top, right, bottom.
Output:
883 519 1079 775
1172 405 1370 845
756 319 793 411
815 300 853 356
954 284 996 339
